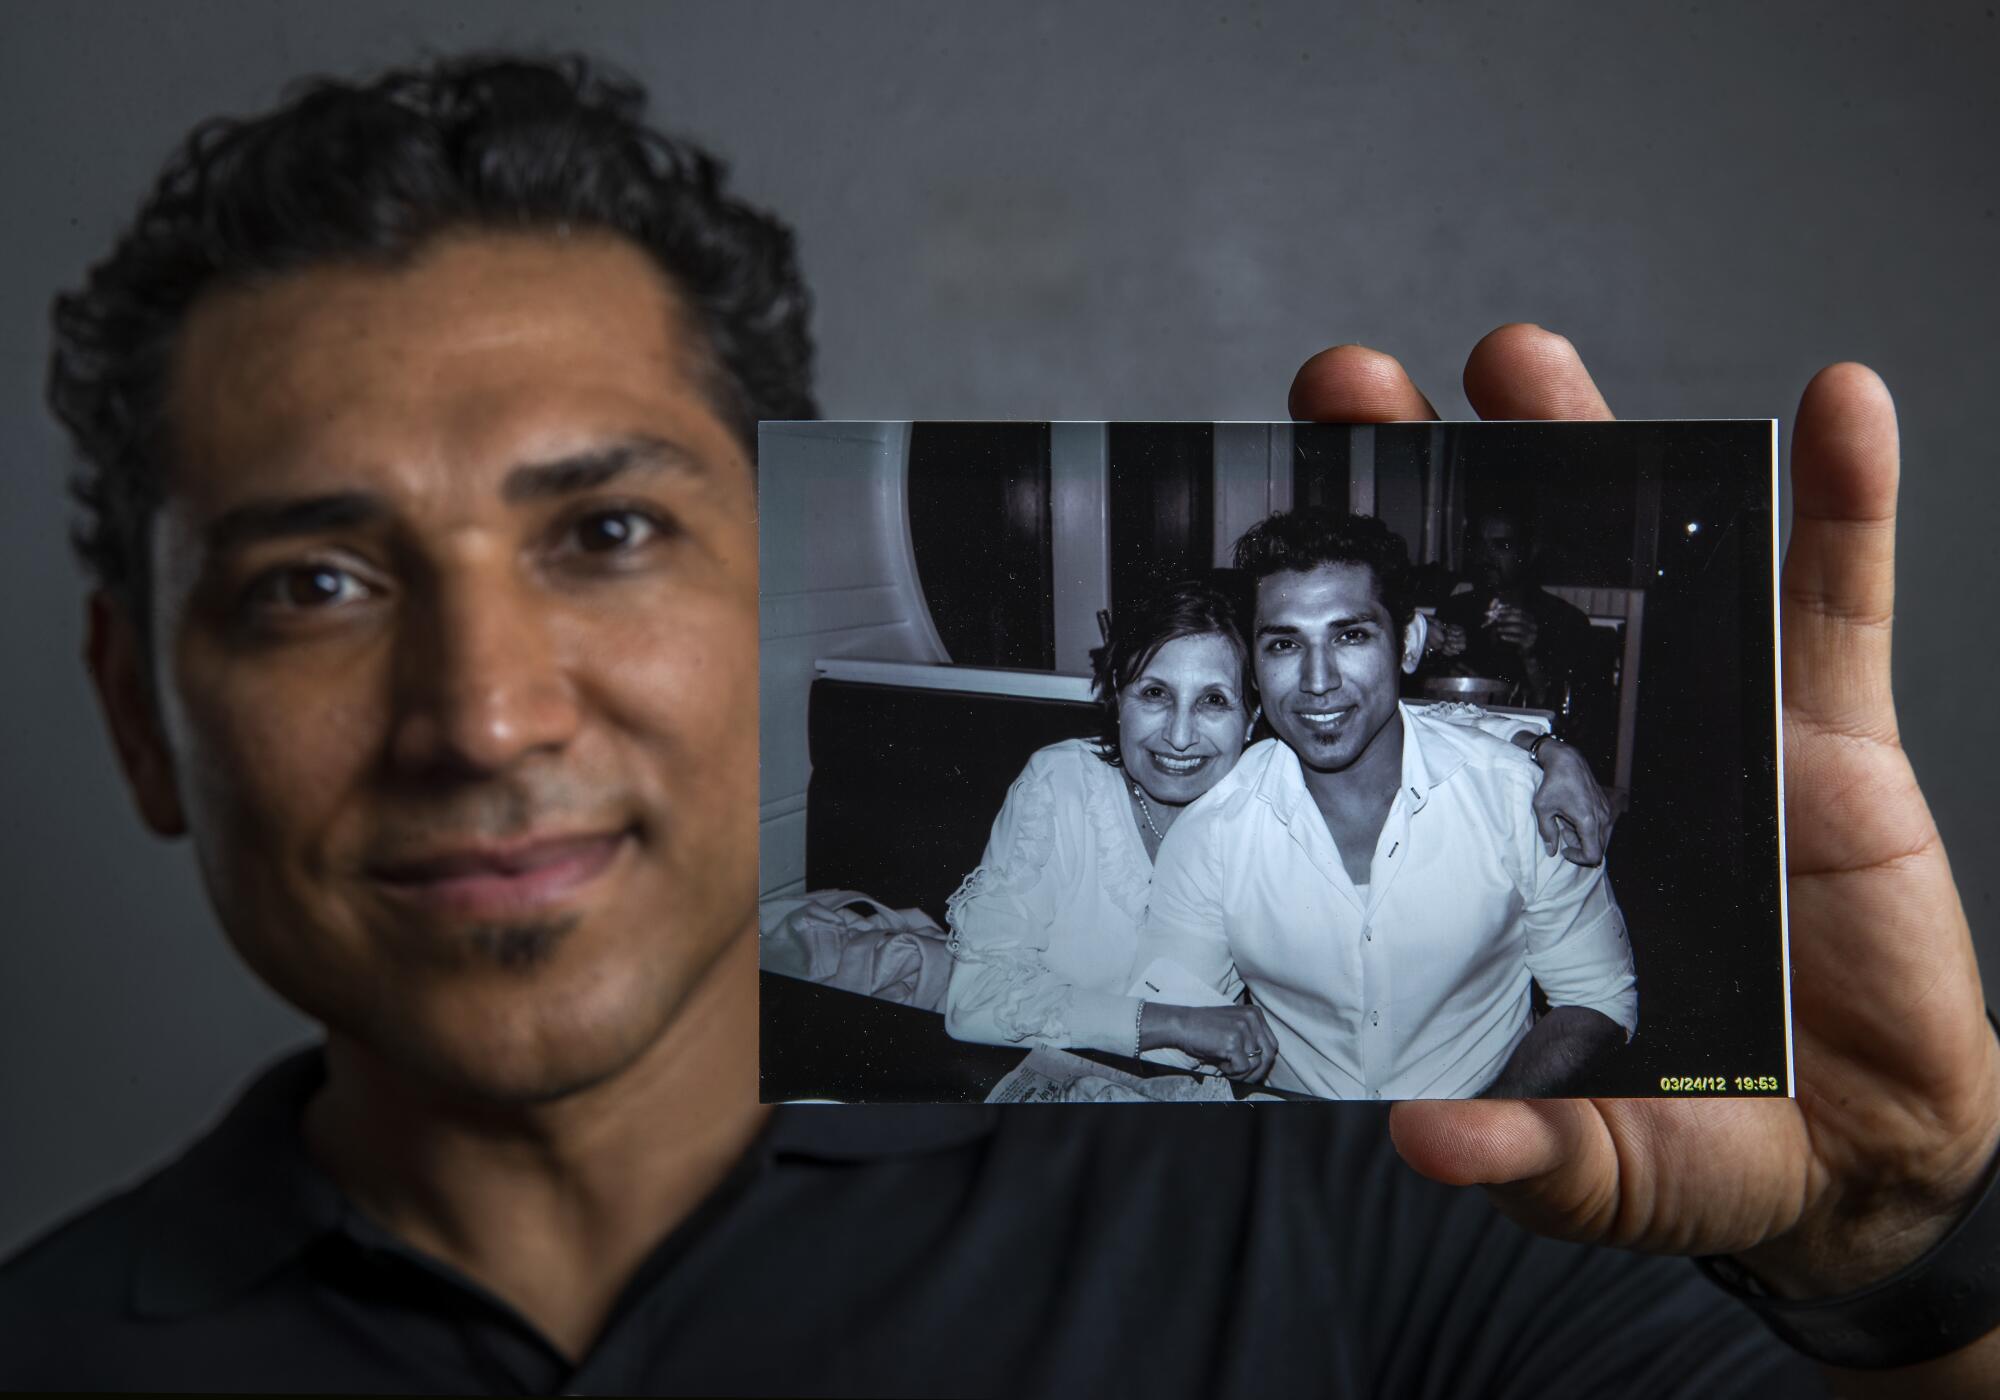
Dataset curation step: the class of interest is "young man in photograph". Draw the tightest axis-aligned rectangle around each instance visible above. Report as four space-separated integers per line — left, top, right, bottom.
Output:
1140 508 1636 1100
4 51 1999 1397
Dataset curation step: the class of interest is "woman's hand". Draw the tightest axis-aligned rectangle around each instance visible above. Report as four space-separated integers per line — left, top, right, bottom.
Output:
1140 1002 1280 1081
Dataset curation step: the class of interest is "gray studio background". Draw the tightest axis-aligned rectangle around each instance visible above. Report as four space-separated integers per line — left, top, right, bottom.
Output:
2 1 1994 1253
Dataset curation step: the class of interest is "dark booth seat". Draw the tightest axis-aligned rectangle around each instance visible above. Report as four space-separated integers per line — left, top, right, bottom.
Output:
804 676 1101 926
781 672 1304 1104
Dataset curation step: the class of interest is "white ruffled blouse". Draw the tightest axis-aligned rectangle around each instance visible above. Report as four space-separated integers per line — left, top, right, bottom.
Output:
942 739 1152 1057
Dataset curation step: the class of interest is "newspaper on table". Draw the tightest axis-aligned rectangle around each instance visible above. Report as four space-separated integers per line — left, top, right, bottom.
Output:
985 1046 1238 1104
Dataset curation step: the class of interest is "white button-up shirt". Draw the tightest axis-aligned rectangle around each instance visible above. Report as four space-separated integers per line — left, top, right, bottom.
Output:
1139 706 1637 1099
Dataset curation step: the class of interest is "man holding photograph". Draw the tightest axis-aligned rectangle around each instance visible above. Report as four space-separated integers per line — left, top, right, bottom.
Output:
1140 508 1637 1100
5 47 1999 1397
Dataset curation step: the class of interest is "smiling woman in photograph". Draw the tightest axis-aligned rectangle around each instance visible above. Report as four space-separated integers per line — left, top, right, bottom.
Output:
941 574 1606 1080
943 578 1277 1075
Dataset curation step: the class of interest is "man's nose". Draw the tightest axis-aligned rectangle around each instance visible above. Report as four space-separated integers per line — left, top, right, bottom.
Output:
1301 645 1339 697
389 576 580 776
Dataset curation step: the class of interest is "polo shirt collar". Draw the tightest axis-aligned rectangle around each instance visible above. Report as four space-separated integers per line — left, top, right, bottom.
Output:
127 1045 1001 1318
129 1045 348 1320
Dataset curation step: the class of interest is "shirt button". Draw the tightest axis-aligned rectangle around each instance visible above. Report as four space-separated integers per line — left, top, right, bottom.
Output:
1362 924 1372 942
1371 1090 1383 1100
1370 1010 1379 1026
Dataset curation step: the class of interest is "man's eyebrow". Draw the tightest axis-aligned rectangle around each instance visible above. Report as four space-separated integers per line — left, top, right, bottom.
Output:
196 437 702 555
1254 614 1379 636
501 435 702 503
203 493 384 556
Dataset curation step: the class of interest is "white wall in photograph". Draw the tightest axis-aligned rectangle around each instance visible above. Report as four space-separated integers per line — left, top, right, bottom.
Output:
759 422 947 896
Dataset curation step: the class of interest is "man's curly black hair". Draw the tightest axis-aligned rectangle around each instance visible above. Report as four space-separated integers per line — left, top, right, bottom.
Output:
1231 507 1416 634
48 52 818 627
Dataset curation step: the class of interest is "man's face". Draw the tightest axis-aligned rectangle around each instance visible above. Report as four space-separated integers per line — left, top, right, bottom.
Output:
1471 515 1527 589
1253 563 1402 775
113 232 759 1103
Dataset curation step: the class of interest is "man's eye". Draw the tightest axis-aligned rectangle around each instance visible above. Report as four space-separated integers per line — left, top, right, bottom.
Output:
243 563 369 613
567 508 666 554
1338 628 1372 644
1264 638 1295 654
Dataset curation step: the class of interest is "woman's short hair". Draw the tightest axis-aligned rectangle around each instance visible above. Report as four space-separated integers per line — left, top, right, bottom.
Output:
1088 576 1252 768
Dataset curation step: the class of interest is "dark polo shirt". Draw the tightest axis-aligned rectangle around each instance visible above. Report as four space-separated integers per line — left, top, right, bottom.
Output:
0 1049 1817 1396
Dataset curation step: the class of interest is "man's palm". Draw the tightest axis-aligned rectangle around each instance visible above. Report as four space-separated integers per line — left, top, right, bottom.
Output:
1289 328 2000 1291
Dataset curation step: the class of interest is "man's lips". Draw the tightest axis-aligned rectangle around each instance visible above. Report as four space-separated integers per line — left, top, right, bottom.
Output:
1291 706 1355 734
367 829 633 919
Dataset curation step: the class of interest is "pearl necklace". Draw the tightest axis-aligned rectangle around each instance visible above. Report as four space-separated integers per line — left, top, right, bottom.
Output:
1130 783 1165 841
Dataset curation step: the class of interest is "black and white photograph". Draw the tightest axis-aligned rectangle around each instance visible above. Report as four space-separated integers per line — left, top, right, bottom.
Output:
760 419 1787 1103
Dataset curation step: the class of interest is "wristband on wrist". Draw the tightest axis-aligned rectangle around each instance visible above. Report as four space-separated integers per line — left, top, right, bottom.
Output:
1526 731 1557 765
1694 1008 2000 1370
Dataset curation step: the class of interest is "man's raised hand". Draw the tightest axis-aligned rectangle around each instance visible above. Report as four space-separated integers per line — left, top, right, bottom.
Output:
1290 325 2000 1383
